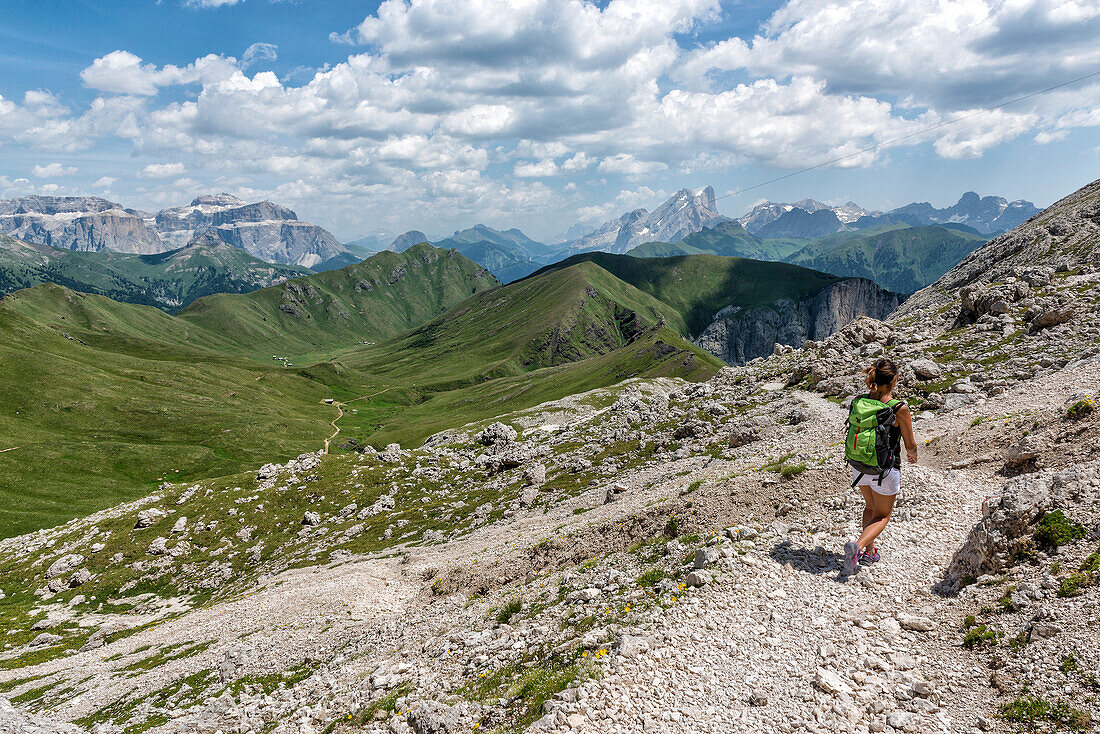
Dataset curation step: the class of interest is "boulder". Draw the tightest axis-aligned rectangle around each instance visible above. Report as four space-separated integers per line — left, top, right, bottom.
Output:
28 633 62 648
896 613 936 632
45 554 84 579
814 668 851 695
686 570 711 587
1030 304 1075 331
523 464 546 486
617 635 650 659
1004 435 1043 469
909 359 943 380
408 700 460 734
302 511 322 526
727 424 762 448
945 474 1051 587
68 568 92 587
694 548 720 569
135 508 166 528
477 422 517 447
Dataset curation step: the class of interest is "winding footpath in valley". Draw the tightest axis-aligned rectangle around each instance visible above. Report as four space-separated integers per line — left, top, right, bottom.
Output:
323 387 400 454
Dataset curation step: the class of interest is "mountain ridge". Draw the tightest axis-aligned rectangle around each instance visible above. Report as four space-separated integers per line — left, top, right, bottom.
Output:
0 232 312 311
0 193 349 268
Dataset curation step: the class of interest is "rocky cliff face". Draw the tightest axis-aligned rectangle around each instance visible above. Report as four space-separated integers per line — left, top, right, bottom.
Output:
155 194 344 267
695 277 901 364
0 196 165 254
0 193 347 267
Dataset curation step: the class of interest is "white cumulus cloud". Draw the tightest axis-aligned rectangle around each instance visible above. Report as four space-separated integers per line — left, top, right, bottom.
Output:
242 43 278 68
140 162 187 178
32 162 78 177
514 159 559 178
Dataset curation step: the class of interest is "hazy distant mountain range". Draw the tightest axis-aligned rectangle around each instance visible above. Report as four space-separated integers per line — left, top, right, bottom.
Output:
737 192 1039 238
0 186 1040 309
0 232 310 311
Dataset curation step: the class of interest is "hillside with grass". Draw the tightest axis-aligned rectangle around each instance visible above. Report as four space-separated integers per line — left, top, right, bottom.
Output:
625 222 985 294
420 225 550 283
178 244 500 362
328 261 721 446
0 234 311 311
0 285 340 537
0 258 720 536
529 251 847 337
628 220 801 262
785 225 987 293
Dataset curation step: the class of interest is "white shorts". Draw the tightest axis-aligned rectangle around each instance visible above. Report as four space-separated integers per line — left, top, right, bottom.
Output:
852 468 900 496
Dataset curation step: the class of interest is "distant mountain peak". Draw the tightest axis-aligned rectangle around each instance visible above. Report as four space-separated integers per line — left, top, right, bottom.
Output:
390 230 429 252
565 185 726 255
189 193 246 208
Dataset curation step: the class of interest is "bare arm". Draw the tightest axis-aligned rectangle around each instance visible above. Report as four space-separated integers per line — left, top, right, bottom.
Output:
897 404 918 463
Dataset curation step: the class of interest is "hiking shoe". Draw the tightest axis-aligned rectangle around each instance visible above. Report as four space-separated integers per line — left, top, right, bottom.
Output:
842 540 861 575
859 547 881 564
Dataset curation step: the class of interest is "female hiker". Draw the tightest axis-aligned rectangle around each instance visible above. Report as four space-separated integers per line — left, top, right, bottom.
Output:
842 357 918 575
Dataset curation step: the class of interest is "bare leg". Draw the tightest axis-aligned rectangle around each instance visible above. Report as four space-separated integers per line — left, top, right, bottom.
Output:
856 489 896 553
860 486 874 531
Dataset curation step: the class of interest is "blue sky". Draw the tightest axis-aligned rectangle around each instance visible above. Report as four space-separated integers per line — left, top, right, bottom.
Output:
1 0 1099 243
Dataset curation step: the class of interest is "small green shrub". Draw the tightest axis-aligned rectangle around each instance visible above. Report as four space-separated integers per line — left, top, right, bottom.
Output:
496 598 522 624
635 567 667 587
762 453 806 480
780 463 807 479
1059 573 1090 598
1081 548 1100 574
1000 695 1093 731
962 624 1002 649
963 614 978 629
1061 652 1080 675
1034 510 1086 549
1066 398 1095 420
997 586 1017 612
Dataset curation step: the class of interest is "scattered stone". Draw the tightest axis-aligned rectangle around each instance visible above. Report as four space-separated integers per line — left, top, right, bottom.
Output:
45 554 83 579
135 508 166 528
617 635 650 659
896 613 937 632
28 633 61 648
686 570 711 587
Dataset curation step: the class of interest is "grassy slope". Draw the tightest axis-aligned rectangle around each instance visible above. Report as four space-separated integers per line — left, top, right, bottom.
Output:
328 325 718 448
0 235 311 311
0 258 719 535
627 223 801 261
528 252 843 337
0 286 338 537
327 262 720 446
178 244 500 363
787 225 986 293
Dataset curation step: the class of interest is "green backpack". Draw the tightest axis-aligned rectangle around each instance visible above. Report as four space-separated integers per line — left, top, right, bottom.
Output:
845 395 904 485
